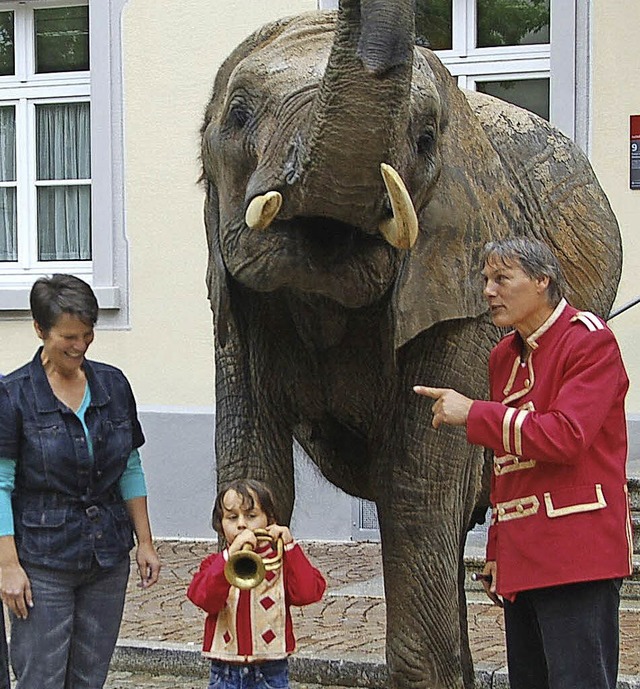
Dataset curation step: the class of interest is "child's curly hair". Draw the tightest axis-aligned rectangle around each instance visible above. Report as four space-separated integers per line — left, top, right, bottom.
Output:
211 478 279 539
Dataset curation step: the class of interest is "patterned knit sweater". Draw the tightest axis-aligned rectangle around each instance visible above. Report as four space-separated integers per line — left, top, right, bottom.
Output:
187 541 326 662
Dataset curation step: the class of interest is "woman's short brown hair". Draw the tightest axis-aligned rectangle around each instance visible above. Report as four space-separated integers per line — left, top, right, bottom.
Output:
30 273 98 333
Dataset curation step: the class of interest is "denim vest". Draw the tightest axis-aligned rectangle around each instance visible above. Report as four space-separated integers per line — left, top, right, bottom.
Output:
0 349 145 570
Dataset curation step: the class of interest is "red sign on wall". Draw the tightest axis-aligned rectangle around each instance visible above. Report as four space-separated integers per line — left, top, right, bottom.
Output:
631 115 640 189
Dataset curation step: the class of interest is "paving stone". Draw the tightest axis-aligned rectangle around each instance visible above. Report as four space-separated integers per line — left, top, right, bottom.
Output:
105 671 348 689
118 540 640 680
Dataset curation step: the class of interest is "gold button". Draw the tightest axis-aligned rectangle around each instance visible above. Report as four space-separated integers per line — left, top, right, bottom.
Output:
524 379 530 387
516 504 524 513
498 508 506 516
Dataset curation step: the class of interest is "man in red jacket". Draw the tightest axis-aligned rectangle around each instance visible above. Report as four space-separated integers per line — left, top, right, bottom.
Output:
414 237 633 689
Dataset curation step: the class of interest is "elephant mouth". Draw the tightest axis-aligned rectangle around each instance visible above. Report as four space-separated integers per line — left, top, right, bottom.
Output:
229 214 400 308
275 216 378 260
245 163 419 250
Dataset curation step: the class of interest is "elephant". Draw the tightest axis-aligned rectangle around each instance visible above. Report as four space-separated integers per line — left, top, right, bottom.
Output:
200 2 622 687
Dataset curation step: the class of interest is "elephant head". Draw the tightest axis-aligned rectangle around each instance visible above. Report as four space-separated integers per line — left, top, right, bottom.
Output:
202 0 620 355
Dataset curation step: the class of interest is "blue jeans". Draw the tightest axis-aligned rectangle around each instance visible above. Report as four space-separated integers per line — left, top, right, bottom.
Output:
208 659 289 689
9 558 130 689
504 578 622 689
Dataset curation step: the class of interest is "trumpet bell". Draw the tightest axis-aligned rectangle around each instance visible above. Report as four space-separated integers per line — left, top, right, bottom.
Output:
224 549 266 590
224 529 284 590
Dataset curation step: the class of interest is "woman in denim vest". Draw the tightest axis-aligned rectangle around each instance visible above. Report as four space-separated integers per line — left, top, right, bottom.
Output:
0 274 161 689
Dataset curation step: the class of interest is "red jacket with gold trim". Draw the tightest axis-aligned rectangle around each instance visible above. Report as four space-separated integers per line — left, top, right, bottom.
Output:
467 300 633 600
187 541 326 662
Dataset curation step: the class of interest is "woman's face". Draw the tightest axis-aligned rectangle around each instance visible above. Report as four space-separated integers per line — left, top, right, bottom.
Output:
35 312 95 375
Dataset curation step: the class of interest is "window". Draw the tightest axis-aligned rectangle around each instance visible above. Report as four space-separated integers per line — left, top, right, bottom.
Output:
0 0 127 321
416 0 551 120
0 3 91 279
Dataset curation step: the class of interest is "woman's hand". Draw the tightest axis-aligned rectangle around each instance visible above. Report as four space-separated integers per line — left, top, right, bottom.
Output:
1 562 33 619
125 497 161 589
135 541 161 589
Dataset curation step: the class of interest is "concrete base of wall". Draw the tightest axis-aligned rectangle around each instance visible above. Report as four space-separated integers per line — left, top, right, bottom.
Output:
138 407 640 542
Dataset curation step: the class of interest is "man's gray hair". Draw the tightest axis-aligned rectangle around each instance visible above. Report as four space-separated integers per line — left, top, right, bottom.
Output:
481 237 567 307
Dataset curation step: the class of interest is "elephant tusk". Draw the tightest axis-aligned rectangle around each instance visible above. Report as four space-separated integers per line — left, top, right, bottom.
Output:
378 163 418 250
245 191 283 231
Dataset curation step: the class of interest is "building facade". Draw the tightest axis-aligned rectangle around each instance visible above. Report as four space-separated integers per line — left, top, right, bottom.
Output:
0 0 638 540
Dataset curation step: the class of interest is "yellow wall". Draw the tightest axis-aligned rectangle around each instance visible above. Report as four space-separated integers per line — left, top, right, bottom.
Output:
591 1 640 412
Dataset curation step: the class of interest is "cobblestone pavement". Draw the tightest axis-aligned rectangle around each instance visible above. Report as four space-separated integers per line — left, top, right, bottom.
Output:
105 672 346 689
116 540 640 683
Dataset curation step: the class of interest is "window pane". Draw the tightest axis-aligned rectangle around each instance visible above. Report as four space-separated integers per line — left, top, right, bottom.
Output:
0 188 17 262
0 106 16 182
0 11 14 76
477 0 550 48
37 185 91 261
476 78 549 120
416 0 452 50
36 102 91 181
34 6 89 74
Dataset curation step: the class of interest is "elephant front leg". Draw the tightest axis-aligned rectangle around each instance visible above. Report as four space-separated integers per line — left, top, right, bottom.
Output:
377 493 472 689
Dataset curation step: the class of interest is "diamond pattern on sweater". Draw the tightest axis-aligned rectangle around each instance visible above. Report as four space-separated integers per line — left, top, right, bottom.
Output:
262 629 276 644
260 596 275 611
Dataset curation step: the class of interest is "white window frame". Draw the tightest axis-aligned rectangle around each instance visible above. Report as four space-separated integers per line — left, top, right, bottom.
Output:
0 0 129 326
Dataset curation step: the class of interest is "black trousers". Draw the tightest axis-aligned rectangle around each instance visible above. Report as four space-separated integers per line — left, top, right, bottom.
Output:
503 578 622 689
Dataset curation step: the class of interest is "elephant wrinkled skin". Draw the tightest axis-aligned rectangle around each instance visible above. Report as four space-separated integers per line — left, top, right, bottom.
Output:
201 3 622 688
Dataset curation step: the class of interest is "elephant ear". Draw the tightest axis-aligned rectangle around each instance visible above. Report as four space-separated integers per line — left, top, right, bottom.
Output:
465 90 622 318
392 50 520 351
204 182 233 348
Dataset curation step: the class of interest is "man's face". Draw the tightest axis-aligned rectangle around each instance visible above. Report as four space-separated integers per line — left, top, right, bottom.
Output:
481 255 550 337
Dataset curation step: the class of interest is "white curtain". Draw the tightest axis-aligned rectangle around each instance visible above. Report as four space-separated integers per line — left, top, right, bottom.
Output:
36 102 91 261
0 105 17 261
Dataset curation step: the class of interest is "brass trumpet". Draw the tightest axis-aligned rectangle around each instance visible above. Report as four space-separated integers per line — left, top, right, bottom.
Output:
224 528 284 590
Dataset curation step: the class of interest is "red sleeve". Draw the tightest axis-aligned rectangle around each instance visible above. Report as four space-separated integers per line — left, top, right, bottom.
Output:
186 550 232 614
282 543 326 606
467 329 627 466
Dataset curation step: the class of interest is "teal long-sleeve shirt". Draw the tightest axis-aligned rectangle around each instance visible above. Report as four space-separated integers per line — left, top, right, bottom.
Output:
0 384 147 536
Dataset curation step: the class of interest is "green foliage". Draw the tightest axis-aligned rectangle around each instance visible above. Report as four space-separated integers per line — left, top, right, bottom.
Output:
415 0 550 50
0 11 15 76
35 6 89 73
477 0 549 47
416 1 452 50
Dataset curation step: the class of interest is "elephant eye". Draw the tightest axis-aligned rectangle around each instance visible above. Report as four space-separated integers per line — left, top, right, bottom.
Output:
226 101 252 130
417 130 436 154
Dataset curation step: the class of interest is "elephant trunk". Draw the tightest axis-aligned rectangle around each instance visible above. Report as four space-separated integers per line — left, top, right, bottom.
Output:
250 0 417 242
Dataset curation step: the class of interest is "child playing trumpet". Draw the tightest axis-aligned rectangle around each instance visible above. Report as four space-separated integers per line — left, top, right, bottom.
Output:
187 479 326 689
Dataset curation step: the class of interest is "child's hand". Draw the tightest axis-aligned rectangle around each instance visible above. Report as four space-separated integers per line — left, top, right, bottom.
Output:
228 529 258 556
266 523 293 545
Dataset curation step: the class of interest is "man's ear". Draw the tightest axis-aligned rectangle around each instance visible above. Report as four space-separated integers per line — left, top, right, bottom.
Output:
33 320 44 340
536 275 551 294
